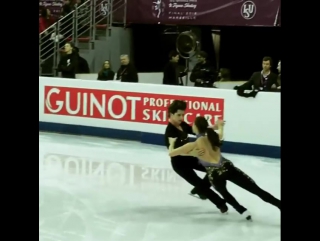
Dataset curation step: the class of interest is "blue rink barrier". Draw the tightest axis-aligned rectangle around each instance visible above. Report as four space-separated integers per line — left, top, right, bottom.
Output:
39 122 280 159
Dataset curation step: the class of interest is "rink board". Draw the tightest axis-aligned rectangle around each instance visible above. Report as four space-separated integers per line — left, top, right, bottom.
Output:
39 77 281 158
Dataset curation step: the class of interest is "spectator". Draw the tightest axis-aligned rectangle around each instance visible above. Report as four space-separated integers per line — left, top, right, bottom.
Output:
73 47 90 73
163 50 187 85
97 60 115 80
236 56 279 96
57 42 78 78
39 8 54 34
217 68 231 82
190 51 217 87
116 55 138 82
61 0 72 16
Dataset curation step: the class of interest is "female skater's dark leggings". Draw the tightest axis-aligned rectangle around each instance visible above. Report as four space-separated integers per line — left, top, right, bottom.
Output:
171 157 227 210
208 162 281 214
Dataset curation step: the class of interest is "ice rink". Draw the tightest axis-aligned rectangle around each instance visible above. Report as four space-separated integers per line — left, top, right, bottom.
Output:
39 132 280 241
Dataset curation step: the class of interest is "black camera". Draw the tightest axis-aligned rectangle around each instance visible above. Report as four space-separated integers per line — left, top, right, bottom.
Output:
197 68 217 87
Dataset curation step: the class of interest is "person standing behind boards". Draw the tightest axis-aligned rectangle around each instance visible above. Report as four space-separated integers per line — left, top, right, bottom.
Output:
116 55 138 82
97 60 115 80
74 47 90 74
190 51 217 88
237 56 279 94
57 42 78 79
163 50 187 85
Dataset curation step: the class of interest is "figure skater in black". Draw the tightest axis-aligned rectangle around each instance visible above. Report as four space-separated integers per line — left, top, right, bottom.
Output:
165 100 228 213
167 116 281 220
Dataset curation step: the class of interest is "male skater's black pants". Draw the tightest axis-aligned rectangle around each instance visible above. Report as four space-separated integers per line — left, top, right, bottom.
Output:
171 156 226 210
207 161 281 214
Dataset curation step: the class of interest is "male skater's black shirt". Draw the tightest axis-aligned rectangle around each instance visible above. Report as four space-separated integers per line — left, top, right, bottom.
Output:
164 121 194 161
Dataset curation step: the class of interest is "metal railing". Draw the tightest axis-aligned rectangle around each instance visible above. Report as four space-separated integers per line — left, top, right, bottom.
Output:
39 0 92 74
39 0 127 76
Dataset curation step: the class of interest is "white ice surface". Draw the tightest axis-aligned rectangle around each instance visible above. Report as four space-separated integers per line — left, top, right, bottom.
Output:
39 132 280 241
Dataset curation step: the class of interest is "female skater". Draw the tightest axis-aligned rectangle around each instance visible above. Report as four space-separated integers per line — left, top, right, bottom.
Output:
168 116 281 220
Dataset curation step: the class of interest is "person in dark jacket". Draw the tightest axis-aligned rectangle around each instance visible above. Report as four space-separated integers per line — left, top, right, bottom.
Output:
57 42 78 79
163 50 187 85
116 55 138 82
97 60 115 80
190 51 217 87
74 47 90 73
236 56 279 97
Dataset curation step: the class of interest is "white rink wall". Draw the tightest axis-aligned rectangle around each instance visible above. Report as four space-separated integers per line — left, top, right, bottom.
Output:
39 77 280 158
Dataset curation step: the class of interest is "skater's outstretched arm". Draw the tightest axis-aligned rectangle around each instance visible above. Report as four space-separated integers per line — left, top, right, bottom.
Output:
168 138 197 157
215 120 225 141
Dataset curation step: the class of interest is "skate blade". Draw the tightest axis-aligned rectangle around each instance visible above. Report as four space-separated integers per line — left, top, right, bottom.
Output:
189 193 201 199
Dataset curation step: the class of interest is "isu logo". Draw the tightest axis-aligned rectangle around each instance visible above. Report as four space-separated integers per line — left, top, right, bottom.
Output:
241 1 256 20
100 0 110 16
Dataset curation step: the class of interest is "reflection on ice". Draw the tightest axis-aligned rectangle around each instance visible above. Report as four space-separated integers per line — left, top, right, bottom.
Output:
39 132 280 241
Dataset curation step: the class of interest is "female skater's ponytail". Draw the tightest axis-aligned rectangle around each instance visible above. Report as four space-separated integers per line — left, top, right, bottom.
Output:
194 116 221 150
206 128 222 150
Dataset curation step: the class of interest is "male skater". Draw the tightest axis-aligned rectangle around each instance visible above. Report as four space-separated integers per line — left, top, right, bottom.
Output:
164 100 228 213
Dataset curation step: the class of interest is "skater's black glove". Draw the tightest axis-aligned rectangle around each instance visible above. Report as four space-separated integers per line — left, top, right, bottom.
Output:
237 89 259 98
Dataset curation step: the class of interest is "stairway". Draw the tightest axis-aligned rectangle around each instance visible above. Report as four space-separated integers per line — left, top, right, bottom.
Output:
39 0 127 77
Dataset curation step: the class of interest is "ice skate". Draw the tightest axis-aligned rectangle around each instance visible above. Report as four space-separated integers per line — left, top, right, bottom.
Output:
189 187 207 200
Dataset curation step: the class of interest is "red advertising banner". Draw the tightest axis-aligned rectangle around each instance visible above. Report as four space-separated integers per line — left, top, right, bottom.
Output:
44 86 224 125
126 0 281 26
